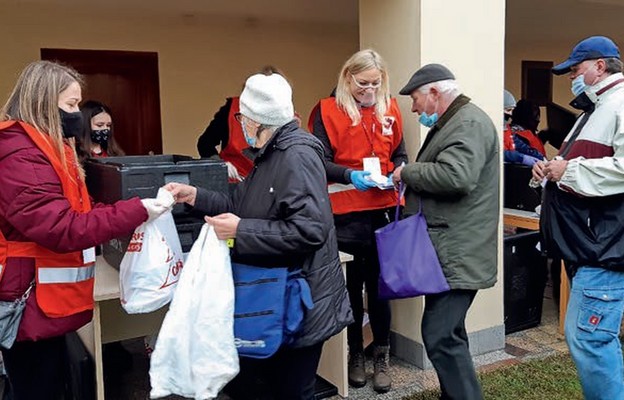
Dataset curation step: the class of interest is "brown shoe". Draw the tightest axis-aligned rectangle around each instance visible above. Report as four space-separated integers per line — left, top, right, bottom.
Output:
373 346 391 393
348 351 367 388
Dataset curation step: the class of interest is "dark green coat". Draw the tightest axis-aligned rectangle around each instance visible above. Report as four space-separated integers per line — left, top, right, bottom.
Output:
401 95 499 290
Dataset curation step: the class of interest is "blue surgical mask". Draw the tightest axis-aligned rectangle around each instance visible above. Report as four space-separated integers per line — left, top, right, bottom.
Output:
418 92 439 128
419 112 439 127
241 122 256 147
571 75 587 97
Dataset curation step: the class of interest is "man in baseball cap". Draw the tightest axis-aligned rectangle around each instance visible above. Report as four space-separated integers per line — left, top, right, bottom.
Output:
537 35 624 400
552 35 620 75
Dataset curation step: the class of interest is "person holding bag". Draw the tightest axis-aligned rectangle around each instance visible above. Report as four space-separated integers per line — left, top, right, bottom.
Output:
165 72 352 400
393 64 499 400
0 60 170 400
310 49 408 393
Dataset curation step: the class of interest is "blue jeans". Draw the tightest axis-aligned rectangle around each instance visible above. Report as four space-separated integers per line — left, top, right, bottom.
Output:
565 266 624 400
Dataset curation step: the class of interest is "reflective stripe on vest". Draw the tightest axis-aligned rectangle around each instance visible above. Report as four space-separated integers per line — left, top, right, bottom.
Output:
37 265 95 284
327 183 356 194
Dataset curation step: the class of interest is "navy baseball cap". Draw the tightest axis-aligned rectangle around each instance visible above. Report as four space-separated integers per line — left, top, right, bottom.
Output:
552 36 620 75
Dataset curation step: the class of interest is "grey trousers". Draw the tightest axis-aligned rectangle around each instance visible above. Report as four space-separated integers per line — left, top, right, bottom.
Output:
422 289 483 400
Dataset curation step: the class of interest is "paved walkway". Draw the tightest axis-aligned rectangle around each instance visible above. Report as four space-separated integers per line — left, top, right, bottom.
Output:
342 284 566 400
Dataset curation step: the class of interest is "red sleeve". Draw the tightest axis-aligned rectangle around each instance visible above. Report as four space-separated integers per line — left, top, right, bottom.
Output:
0 146 147 253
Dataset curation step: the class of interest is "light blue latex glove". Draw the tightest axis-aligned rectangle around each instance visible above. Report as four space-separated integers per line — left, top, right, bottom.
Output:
350 170 376 191
521 154 541 167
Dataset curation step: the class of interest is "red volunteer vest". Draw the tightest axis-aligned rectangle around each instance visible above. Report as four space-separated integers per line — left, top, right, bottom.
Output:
515 129 546 157
503 125 515 151
320 98 403 215
220 97 254 180
0 120 95 318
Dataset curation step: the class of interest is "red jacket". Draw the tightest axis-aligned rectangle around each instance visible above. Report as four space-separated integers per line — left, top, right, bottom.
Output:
0 122 147 341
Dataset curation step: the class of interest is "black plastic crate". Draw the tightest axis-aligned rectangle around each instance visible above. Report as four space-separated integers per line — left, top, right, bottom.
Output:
503 163 542 212
504 230 548 334
85 155 227 269
85 154 228 218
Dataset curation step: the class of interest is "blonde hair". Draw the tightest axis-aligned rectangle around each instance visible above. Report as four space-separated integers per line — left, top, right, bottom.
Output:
335 49 391 125
0 60 84 178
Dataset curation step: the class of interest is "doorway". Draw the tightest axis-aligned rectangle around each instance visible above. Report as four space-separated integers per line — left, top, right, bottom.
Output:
41 49 163 155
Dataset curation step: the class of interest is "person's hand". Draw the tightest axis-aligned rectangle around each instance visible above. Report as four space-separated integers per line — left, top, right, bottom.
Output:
140 198 170 223
162 183 197 206
521 154 541 167
531 160 547 181
543 159 568 182
350 170 376 191
205 213 240 240
225 162 243 182
392 165 405 189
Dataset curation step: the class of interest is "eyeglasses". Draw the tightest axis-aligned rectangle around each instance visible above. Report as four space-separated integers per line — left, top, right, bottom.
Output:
351 74 382 89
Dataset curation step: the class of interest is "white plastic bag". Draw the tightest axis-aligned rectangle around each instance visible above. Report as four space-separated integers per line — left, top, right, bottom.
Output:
149 224 239 400
119 191 183 314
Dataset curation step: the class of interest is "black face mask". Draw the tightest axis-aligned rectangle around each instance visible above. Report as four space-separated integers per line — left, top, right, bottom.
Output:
59 109 83 139
90 129 111 145
504 112 513 122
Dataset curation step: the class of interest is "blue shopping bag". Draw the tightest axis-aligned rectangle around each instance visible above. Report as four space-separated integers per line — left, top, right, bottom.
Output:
232 263 314 358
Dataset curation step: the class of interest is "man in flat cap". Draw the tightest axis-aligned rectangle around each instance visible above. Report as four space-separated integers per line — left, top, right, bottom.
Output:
535 35 624 400
393 63 499 400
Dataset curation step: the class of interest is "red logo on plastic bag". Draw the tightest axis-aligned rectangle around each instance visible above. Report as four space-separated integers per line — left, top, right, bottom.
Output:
126 231 145 252
160 242 184 289
589 315 600 325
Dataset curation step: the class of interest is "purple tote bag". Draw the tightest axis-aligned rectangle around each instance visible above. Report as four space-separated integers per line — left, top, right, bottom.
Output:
375 184 450 300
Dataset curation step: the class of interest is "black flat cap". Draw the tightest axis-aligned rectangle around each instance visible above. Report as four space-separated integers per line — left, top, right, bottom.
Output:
399 64 455 95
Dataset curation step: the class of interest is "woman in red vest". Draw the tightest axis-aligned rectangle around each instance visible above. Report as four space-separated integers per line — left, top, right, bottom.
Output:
311 49 407 393
0 61 169 400
197 66 302 183
510 99 547 159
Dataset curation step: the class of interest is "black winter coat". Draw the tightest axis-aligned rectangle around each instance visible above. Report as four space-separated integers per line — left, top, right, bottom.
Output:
194 121 353 347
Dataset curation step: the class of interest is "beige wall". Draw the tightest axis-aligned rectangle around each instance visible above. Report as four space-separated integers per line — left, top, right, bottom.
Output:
360 0 506 345
0 3 358 156
422 0 506 335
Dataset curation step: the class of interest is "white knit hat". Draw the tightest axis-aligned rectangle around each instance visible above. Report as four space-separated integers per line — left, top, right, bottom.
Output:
239 73 294 126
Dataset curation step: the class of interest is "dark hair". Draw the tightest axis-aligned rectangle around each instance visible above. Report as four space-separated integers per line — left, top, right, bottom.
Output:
511 99 540 133
78 100 125 161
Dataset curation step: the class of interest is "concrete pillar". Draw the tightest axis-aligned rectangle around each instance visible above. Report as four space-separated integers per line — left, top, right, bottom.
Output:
359 0 506 369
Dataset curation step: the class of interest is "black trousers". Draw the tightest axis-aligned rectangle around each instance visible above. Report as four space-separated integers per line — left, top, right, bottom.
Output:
422 289 483 400
1 335 67 400
224 342 324 400
342 241 391 352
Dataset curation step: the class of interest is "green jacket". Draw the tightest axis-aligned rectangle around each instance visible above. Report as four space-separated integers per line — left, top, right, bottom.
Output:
401 95 499 290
